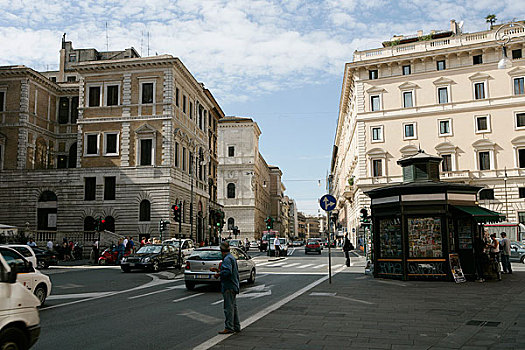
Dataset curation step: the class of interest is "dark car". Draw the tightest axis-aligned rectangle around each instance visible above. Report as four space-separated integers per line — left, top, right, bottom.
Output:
120 244 177 272
259 233 276 252
32 247 58 269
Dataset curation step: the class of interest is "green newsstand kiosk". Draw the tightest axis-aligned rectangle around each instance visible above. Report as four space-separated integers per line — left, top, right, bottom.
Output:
365 150 504 281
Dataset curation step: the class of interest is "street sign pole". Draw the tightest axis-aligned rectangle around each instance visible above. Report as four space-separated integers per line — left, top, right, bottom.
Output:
319 194 336 285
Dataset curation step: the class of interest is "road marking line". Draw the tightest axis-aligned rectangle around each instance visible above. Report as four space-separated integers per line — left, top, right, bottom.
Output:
283 263 300 268
296 264 314 269
332 264 343 269
312 264 326 269
129 284 185 300
193 265 345 350
173 293 204 303
254 261 274 266
48 292 114 300
310 292 336 297
211 299 222 305
266 262 286 267
334 295 373 305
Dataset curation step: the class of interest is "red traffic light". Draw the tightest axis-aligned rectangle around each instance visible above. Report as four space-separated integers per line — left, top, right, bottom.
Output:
174 205 179 211
101 219 106 223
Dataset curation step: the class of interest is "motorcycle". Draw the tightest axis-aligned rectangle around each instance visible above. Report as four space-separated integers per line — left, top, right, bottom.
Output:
73 242 84 260
98 246 130 265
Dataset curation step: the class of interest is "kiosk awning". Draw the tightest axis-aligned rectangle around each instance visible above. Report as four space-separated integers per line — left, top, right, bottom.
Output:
452 205 505 222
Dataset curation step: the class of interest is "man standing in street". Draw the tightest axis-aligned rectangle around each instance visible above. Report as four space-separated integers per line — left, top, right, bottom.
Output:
273 236 281 257
500 232 512 274
210 242 241 334
343 234 352 267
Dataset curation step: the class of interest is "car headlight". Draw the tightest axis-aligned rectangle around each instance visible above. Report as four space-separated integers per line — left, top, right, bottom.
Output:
121 257 127 263
142 257 151 263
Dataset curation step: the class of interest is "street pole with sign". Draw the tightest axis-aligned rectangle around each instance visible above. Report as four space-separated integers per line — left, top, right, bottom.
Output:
319 194 336 284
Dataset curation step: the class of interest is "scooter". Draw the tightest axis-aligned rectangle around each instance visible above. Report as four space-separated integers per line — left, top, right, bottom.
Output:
98 247 130 265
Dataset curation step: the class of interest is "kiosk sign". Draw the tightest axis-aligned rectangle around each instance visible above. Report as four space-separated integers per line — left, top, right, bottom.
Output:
449 253 466 283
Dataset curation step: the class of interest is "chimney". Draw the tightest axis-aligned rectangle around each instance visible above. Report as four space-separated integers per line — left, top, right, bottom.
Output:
450 19 457 34
417 30 423 37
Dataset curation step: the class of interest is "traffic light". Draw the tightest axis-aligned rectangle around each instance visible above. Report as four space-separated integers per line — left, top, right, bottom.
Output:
100 218 106 231
159 220 169 232
360 208 370 225
265 216 274 230
172 203 182 222
215 210 225 230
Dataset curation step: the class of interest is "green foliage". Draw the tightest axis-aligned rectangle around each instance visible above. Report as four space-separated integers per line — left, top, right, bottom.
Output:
418 34 433 41
348 176 354 186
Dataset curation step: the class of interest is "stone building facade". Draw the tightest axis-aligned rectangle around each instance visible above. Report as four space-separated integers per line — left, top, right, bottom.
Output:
331 20 525 245
0 38 223 242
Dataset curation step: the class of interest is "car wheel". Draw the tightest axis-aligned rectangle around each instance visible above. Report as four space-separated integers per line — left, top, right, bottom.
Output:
34 283 48 305
248 269 256 284
0 326 28 350
318 251 321 255
152 260 160 272
121 266 131 273
37 260 48 269
185 281 195 291
98 259 106 265
521 256 525 264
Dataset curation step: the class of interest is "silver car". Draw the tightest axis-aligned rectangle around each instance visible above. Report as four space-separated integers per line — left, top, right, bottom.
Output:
510 241 525 263
184 246 256 290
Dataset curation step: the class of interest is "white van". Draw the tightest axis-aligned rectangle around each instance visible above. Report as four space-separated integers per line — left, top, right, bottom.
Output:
0 254 41 349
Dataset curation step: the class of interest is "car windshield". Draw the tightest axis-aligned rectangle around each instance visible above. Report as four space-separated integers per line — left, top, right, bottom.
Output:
163 240 180 248
307 241 318 245
188 250 222 261
229 240 239 246
279 239 286 244
137 246 162 254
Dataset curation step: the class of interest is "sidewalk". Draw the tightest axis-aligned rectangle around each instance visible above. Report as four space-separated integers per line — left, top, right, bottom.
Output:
211 270 525 350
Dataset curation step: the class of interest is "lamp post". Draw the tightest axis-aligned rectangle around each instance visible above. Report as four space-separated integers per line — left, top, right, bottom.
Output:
496 21 525 69
504 168 509 220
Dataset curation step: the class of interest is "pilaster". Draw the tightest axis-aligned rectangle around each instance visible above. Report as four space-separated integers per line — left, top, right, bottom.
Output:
122 73 131 117
121 122 130 166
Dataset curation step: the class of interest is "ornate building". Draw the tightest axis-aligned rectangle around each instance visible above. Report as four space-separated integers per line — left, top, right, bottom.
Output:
0 37 223 242
331 20 525 245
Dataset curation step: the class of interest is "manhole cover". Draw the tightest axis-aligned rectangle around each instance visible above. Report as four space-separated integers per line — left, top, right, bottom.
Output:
484 321 501 327
465 320 501 327
466 320 484 326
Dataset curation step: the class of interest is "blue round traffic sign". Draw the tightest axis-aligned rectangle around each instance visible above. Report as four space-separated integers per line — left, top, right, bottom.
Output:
319 194 337 212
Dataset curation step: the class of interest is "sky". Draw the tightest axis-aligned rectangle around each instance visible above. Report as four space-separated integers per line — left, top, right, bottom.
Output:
1 0 524 215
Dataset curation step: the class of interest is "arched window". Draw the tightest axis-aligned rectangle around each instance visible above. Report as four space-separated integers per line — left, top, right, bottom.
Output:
227 183 236 198
39 191 57 202
104 216 115 232
68 142 77 168
84 216 96 231
139 200 151 221
227 218 235 230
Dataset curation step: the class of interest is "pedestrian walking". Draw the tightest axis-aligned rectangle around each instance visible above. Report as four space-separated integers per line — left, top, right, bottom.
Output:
499 232 512 274
90 240 99 265
27 238 37 247
488 233 502 280
210 242 241 334
343 234 352 267
116 238 125 264
474 236 486 282
46 240 54 251
129 237 135 253
123 236 129 251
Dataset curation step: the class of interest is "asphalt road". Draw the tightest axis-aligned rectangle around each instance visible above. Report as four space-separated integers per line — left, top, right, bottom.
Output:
35 248 355 350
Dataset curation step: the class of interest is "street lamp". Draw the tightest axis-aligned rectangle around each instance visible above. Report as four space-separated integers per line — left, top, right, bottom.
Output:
504 167 509 220
495 21 525 69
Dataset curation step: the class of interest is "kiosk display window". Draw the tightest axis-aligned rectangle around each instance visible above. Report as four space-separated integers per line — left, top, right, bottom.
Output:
408 217 442 258
457 218 472 249
379 217 402 258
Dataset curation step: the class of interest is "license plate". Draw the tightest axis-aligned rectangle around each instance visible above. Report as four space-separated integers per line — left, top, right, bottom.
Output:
196 275 210 279
129 263 135 267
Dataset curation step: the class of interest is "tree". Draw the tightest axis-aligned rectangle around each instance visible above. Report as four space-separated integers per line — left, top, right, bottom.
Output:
485 14 497 29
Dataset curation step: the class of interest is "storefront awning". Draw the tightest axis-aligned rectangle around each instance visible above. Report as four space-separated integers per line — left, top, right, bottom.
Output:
452 205 505 222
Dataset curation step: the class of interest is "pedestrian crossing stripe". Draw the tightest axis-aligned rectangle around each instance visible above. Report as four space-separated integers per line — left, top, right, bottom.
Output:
312 264 326 269
266 262 286 267
296 264 314 269
284 263 300 268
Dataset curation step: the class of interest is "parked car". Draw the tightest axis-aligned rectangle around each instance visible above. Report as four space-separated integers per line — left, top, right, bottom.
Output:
0 254 41 350
120 244 178 272
0 247 52 305
510 241 525 263
31 247 58 269
228 239 245 252
268 238 288 257
1 244 37 268
163 238 195 262
305 239 322 254
184 246 256 290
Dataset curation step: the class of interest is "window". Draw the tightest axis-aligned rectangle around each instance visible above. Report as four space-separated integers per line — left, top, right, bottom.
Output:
183 96 187 114
189 152 193 175
189 102 193 119
50 77 57 83
69 53 76 62
67 76 76 82
402 65 411 75
228 218 235 230
104 176 116 200
372 159 382 177
516 113 525 129
514 78 524 95
104 132 119 155
512 49 522 59
369 70 378 80
176 88 180 107
139 200 151 221
519 149 525 168
478 151 490 170
106 85 119 106
175 142 179 167
58 97 69 124
474 82 485 100
437 60 446 71
438 87 448 104
404 123 416 139
473 54 483 65
227 183 236 198
71 97 79 124
441 154 452 172
228 146 235 157
0 91 5 112
519 188 525 198
475 115 490 133
439 119 452 136
182 147 187 171
141 83 154 104
85 133 99 155
88 86 101 107
403 91 413 108
371 126 383 142
84 177 96 201
370 95 380 111
479 189 494 200
139 139 153 166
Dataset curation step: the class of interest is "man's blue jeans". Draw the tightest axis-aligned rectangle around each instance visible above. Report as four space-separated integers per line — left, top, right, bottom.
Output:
223 289 240 332
501 254 512 273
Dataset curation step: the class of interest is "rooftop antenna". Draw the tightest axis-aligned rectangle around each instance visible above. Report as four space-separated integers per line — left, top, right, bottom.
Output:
105 22 109 51
147 31 150 56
